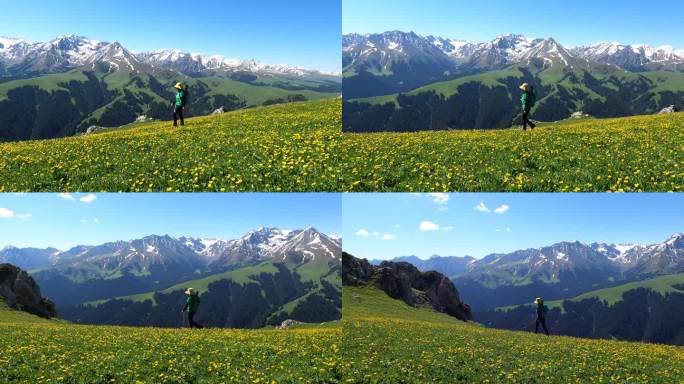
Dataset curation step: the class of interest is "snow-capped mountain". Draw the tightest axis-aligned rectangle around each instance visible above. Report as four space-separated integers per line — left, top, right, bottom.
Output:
0 246 61 270
2 228 342 273
571 42 684 71
271 227 342 262
343 31 456 72
384 233 684 285
381 233 683 310
343 31 684 74
0 34 338 80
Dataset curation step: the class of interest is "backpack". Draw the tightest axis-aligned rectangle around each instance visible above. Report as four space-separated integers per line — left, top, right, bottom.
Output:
529 89 536 108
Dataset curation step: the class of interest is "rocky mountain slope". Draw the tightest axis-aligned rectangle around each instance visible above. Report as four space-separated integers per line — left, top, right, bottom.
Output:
1 35 338 81
380 233 684 309
343 252 471 321
344 31 684 96
11 228 340 307
0 263 56 318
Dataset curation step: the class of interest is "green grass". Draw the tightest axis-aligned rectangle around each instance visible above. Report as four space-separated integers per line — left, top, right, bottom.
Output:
0 99 341 192
89 262 281 306
544 273 684 310
0 302 341 383
0 69 90 99
0 301 61 324
342 284 684 383
197 77 335 106
339 112 684 192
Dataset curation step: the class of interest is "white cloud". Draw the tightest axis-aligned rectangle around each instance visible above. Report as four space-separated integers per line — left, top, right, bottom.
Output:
0 207 31 219
419 221 440 231
0 208 14 218
79 194 97 204
58 193 75 201
372 231 379 236
476 201 510 214
394 224 400 229
382 234 396 240
475 201 490 213
80 219 88 224
441 226 454 232
355 229 370 237
429 193 449 205
93 218 100 224
506 227 512 232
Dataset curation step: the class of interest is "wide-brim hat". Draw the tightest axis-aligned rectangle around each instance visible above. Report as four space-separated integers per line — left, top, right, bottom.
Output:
519 83 530 92
533 297 542 304
185 288 195 295
174 82 185 90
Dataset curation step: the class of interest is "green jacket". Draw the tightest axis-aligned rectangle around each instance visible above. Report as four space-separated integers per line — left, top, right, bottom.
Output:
175 89 187 107
521 90 536 111
184 294 200 313
536 304 548 319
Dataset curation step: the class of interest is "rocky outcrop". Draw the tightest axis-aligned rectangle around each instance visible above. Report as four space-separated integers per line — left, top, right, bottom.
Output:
276 319 303 329
212 107 226 115
85 125 105 135
343 252 472 321
570 111 592 119
342 252 374 285
658 105 680 114
0 264 57 318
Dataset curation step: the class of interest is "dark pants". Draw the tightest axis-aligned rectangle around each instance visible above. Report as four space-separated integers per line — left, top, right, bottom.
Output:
522 109 536 130
188 311 203 329
535 317 549 335
173 106 184 127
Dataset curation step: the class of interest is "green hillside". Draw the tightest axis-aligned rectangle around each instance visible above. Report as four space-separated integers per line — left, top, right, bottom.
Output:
0 99 341 192
545 273 684 309
0 301 341 383
338 111 684 192
69 258 341 329
357 63 684 114
342 284 684 383
0 66 339 141
0 301 61 324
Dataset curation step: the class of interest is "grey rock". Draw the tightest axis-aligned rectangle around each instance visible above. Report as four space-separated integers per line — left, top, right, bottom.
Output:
85 125 105 135
342 252 472 321
570 111 592 119
658 105 680 114
211 107 226 115
0 263 57 319
277 319 303 329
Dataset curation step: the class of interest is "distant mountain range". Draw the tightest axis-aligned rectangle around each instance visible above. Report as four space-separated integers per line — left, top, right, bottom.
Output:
0 35 338 81
343 31 684 132
1 228 342 328
375 233 684 309
0 35 341 142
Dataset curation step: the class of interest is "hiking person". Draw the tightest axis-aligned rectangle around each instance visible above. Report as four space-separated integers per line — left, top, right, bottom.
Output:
182 287 203 329
534 297 550 336
520 83 536 130
173 82 188 127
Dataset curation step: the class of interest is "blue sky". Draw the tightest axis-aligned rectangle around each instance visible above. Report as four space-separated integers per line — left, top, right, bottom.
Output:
0 193 340 250
0 0 341 72
344 0 684 48
343 193 684 261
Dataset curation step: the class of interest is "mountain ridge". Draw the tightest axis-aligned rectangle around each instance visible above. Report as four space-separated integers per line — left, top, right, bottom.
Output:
376 233 684 309
1 34 340 81
344 31 684 76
